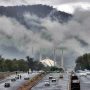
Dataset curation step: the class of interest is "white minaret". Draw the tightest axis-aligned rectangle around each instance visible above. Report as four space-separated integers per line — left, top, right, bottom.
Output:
39 52 42 62
39 48 42 62
60 46 67 70
31 46 34 58
53 48 56 66
61 48 64 69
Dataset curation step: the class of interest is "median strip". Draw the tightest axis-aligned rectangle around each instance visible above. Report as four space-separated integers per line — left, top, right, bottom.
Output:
18 72 46 90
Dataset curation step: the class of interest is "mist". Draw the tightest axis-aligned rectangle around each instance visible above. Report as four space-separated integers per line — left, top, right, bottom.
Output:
0 9 90 67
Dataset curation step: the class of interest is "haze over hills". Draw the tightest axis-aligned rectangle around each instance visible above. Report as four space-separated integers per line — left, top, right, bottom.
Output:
0 4 90 68
0 5 72 30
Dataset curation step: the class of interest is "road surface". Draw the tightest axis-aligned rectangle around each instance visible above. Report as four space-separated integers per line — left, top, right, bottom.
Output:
79 75 90 90
32 72 70 90
0 72 38 90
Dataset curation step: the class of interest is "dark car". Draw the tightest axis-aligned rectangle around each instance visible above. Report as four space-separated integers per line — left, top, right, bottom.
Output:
11 78 16 82
60 75 63 78
15 76 19 79
4 83 10 88
52 79 56 82
24 77 29 80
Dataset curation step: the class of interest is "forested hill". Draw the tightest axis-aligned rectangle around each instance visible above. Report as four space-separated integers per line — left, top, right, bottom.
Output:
0 4 72 29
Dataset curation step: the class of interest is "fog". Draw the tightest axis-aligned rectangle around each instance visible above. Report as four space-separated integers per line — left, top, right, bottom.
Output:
0 9 90 67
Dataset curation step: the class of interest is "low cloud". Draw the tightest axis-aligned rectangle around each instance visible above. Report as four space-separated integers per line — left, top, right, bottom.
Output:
0 9 90 67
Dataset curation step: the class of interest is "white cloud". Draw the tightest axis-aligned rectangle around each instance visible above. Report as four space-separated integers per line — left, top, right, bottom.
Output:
0 0 90 6
54 2 90 13
0 16 53 58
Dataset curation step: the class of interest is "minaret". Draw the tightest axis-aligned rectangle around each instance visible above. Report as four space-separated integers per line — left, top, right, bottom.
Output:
39 48 42 62
39 52 42 62
61 48 64 69
53 48 56 66
60 46 67 71
31 46 34 58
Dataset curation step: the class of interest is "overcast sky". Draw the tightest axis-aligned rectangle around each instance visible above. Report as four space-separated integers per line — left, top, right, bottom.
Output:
0 0 90 5
0 0 90 13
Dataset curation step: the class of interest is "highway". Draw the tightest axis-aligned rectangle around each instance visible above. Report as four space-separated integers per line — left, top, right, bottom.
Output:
79 75 90 90
32 72 70 90
0 72 38 90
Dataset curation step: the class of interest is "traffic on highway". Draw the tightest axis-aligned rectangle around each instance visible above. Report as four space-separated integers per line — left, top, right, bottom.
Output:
32 72 70 90
0 70 90 90
0 72 38 90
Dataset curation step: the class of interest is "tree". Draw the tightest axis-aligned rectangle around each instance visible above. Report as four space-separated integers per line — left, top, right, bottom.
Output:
26 56 34 71
17 59 29 71
75 53 90 71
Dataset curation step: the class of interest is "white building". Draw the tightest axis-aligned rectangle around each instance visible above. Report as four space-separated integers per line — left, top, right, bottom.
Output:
40 58 56 67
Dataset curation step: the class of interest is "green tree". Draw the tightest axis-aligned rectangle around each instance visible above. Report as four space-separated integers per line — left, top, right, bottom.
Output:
75 53 90 71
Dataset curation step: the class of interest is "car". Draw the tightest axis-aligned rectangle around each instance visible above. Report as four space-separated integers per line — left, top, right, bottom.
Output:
24 77 29 80
44 80 50 86
49 76 53 79
52 79 56 82
4 83 10 88
60 74 63 78
79 73 87 77
86 72 90 75
11 78 16 82
15 76 19 79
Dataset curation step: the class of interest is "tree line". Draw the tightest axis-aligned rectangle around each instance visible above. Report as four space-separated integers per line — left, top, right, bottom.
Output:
75 53 90 71
0 56 45 72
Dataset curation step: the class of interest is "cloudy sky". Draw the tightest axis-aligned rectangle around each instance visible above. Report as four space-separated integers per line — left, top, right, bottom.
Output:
0 0 90 67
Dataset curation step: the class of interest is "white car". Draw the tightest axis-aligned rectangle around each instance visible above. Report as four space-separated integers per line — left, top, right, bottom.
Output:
79 73 87 77
49 76 53 79
44 80 50 86
86 72 90 75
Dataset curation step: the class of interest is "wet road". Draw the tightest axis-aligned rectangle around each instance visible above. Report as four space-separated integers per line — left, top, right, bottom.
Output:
79 75 90 90
32 72 69 90
0 72 38 90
